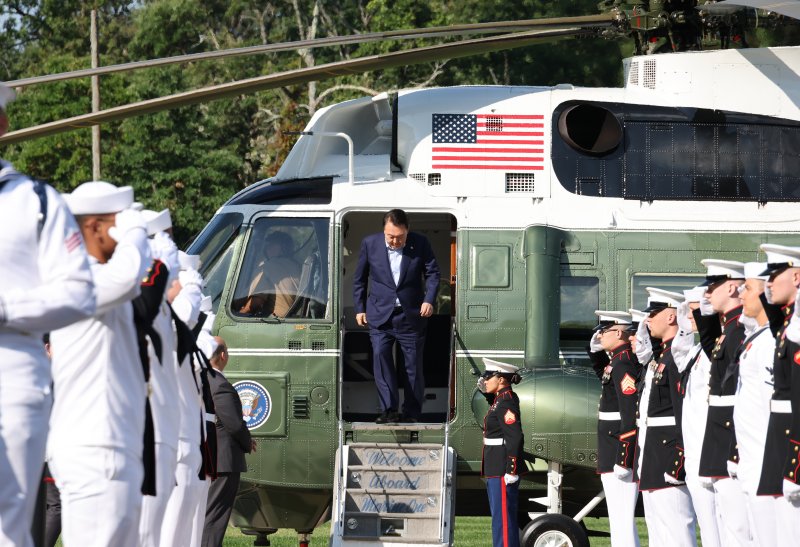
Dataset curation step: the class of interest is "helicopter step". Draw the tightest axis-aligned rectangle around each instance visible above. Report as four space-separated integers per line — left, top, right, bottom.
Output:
330 437 456 546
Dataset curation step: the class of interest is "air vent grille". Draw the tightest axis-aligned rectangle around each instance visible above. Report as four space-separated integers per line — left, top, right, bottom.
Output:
484 116 503 132
409 173 426 184
428 173 442 186
505 173 535 193
311 341 326 351
288 340 302 350
644 59 657 89
629 61 639 86
292 395 310 419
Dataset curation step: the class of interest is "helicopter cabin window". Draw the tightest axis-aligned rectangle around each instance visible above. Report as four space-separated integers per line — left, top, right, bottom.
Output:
552 101 800 202
231 217 330 321
186 212 244 314
630 274 705 310
560 276 599 339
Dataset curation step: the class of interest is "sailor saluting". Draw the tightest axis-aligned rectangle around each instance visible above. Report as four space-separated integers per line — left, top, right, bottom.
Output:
478 358 524 547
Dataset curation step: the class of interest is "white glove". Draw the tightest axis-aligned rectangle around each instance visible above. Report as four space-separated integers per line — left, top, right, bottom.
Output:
477 377 487 393
503 473 519 485
784 479 800 501
635 319 653 365
149 232 180 278
178 268 204 290
699 296 715 316
589 332 604 353
795 288 800 319
109 208 147 242
664 472 684 485
196 330 218 360
613 465 632 480
698 475 715 490
727 460 738 479
178 251 201 271
200 311 216 334
676 302 693 335
740 314 760 338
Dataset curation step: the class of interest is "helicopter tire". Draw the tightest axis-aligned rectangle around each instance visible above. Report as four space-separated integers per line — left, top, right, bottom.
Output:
520 513 589 547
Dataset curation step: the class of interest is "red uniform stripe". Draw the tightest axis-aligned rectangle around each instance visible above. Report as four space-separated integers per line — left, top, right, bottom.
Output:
501 476 509 547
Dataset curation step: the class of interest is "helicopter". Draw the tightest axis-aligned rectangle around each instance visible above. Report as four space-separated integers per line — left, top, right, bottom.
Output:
5 2 800 546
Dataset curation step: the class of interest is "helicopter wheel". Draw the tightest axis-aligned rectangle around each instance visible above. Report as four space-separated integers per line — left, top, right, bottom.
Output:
520 514 589 547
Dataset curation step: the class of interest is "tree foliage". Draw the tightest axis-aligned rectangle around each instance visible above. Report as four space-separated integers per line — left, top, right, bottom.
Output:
0 1 794 244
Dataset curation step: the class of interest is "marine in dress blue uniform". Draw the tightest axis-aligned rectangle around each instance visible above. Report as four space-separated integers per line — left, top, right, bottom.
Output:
587 311 641 547
479 358 524 547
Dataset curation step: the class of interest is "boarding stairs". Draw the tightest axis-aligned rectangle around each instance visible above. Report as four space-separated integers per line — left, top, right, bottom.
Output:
330 422 456 546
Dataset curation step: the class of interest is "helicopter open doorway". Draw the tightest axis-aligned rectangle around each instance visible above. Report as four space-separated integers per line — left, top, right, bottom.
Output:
339 210 456 424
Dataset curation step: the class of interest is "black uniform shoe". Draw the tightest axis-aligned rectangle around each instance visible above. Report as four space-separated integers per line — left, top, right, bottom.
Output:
375 410 401 424
401 414 418 423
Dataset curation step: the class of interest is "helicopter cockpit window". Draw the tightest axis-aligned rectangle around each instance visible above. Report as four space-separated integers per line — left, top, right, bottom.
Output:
231 217 330 321
560 276 599 339
630 274 704 310
186 212 244 314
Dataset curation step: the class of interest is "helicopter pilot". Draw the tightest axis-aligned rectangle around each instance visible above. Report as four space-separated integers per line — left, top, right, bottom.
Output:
587 311 641 547
478 358 524 547
236 230 300 318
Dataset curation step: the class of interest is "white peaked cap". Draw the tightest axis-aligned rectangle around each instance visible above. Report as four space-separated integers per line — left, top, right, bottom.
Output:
142 208 172 235
130 201 145 211
700 259 745 285
744 262 769 281
628 309 647 323
0 83 16 110
643 287 684 312
63 181 134 215
593 310 632 331
178 251 201 271
683 286 706 303
482 357 519 375
760 244 800 275
199 295 213 313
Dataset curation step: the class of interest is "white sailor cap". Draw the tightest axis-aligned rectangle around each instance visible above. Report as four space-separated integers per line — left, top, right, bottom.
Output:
627 309 646 332
642 287 684 313
744 262 769 281
759 244 800 275
683 286 705 304
481 358 520 377
130 201 144 212
178 251 201 271
142 208 172 236
699 259 745 286
63 181 134 215
0 82 15 110
593 310 632 332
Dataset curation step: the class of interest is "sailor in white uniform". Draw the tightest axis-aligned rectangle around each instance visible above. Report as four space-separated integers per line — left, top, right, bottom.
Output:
48 181 150 547
0 83 95 547
735 262 778 545
673 287 721 547
138 209 181 547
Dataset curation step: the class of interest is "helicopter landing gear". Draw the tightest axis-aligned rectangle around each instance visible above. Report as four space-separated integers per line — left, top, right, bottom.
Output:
248 528 277 546
521 461 603 547
297 531 312 546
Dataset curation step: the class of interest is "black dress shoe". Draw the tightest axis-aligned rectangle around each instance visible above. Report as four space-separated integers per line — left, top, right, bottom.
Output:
401 414 418 423
376 411 400 424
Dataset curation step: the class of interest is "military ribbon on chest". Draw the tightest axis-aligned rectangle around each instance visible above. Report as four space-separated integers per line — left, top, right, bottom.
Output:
602 364 612 383
654 362 666 382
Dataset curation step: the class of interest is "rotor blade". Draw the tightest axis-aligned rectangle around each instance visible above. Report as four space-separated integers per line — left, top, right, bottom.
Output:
716 0 800 19
7 14 615 88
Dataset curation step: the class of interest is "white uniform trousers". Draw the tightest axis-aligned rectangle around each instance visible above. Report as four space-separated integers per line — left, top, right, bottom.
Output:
712 478 753 547
161 440 206 547
641 485 696 547
685 477 721 547
600 472 640 547
745 494 776 546
0 361 51 547
50 446 143 547
775 496 800 546
139 442 178 547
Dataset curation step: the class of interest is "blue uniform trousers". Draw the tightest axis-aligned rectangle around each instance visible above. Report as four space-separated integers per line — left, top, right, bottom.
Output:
369 308 426 418
486 476 520 547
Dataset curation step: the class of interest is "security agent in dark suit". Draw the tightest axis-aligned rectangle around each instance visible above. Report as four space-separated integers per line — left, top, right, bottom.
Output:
202 337 255 547
353 209 441 423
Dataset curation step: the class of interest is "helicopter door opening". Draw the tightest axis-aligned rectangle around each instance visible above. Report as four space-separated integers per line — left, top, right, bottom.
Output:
340 211 456 423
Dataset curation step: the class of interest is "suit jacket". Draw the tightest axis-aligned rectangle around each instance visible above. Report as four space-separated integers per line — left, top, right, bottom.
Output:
352 231 440 331
209 369 251 473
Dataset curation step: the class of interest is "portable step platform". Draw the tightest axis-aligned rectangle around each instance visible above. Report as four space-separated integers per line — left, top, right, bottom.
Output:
330 423 456 546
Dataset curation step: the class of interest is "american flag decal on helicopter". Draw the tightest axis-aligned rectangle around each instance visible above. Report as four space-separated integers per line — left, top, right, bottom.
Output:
431 113 544 171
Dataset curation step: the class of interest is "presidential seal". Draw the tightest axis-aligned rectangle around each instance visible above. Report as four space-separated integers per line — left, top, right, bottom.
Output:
233 380 271 430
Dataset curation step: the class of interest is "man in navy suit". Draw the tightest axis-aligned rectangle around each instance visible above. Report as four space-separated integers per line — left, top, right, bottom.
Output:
353 209 441 423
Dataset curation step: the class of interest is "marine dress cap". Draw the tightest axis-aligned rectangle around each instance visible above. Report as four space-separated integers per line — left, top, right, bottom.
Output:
178 251 201 271
63 181 134 215
593 310 632 332
642 287 684 313
744 262 769 281
142 208 172 236
699 259 745 286
482 358 520 377
627 309 647 332
683 286 706 304
0 82 15 110
759 244 800 275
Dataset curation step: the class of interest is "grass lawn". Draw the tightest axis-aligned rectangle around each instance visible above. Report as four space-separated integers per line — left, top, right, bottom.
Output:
220 516 663 546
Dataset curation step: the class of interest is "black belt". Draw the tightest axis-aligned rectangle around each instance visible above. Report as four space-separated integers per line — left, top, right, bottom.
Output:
392 306 403 314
